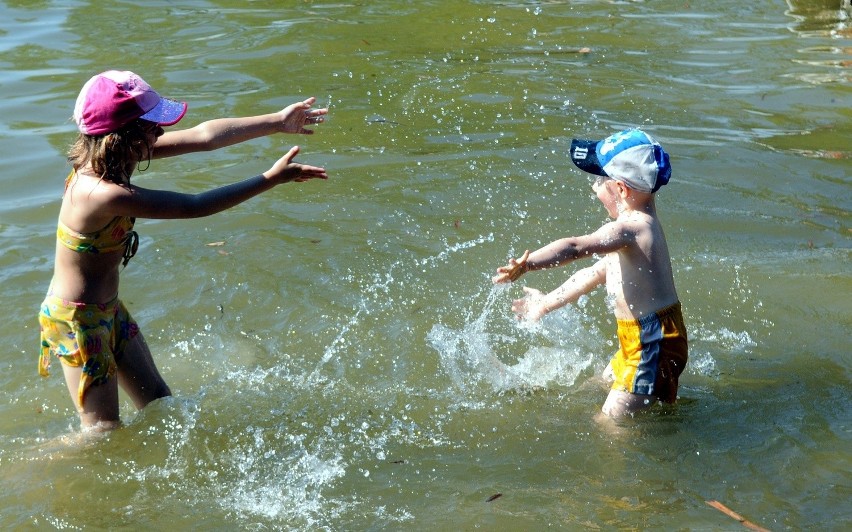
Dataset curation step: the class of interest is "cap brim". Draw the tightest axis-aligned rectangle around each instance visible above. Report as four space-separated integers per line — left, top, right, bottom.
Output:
570 138 607 177
139 97 187 126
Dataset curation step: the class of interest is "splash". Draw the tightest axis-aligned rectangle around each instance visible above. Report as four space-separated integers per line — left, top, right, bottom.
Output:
427 285 598 397
222 429 347 525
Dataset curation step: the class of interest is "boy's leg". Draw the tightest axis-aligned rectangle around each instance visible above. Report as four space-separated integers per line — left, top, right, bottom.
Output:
600 389 658 417
602 361 614 381
62 364 121 430
116 331 172 409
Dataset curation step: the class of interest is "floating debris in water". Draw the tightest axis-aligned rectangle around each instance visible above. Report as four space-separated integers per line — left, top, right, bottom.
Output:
705 500 769 531
365 115 399 125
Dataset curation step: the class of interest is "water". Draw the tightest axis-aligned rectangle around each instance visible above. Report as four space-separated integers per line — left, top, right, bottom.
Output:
1 0 849 529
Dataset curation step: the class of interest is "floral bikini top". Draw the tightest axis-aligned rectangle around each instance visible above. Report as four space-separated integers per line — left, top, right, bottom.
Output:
56 171 139 266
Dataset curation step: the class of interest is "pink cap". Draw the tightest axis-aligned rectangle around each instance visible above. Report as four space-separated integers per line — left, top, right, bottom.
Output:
73 70 187 135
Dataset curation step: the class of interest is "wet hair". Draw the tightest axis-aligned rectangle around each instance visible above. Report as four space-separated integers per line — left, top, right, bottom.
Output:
67 119 155 186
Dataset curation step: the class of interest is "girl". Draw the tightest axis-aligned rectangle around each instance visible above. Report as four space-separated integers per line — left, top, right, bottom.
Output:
39 70 328 430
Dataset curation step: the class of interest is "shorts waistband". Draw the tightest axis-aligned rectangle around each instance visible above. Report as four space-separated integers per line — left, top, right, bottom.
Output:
616 301 682 329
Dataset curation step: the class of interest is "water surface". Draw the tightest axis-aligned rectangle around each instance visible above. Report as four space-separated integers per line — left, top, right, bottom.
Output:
1 0 850 529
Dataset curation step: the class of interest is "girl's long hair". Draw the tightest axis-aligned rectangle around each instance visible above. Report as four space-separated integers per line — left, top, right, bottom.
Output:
67 120 154 187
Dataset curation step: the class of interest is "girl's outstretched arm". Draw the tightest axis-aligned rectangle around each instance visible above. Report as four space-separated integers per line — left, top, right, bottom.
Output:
107 146 327 220
152 97 327 158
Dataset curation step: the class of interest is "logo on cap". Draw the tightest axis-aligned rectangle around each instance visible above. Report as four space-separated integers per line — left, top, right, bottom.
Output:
570 128 671 193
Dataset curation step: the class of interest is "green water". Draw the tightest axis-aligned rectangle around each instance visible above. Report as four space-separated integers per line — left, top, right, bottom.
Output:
1 0 849 529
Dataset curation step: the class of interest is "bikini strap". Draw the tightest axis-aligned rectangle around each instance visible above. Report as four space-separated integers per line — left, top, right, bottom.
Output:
64 170 75 194
122 227 139 268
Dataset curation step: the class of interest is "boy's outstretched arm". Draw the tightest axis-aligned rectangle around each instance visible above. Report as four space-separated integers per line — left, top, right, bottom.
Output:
512 259 607 321
152 97 328 158
493 250 530 283
492 237 595 284
494 222 633 284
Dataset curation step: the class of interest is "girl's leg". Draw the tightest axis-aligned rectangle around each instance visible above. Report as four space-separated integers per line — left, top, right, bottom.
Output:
61 364 121 430
116 331 172 409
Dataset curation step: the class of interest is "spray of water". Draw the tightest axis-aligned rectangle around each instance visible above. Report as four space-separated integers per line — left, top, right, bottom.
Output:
427 284 598 398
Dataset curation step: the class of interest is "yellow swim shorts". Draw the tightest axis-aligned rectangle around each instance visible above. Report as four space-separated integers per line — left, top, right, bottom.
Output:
38 293 139 410
610 302 688 403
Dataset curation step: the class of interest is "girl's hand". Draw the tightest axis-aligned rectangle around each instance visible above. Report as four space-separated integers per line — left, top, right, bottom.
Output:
277 97 328 135
511 286 548 321
264 146 328 183
492 249 530 283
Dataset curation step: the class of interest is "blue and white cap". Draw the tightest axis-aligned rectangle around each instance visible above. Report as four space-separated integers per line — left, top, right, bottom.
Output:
570 128 671 193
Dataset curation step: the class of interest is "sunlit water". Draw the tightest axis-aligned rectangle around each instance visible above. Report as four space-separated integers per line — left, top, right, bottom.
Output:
1 0 849 530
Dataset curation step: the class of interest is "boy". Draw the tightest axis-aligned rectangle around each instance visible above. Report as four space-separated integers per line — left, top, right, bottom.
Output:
492 128 688 418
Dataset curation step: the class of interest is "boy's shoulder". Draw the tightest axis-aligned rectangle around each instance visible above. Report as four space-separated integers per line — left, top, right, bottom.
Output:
615 210 659 230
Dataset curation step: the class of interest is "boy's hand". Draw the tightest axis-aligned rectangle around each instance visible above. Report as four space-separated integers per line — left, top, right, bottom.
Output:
277 97 328 135
492 250 530 283
264 146 328 183
512 287 548 321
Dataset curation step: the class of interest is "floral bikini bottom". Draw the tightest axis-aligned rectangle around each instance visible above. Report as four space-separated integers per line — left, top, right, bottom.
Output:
38 293 139 410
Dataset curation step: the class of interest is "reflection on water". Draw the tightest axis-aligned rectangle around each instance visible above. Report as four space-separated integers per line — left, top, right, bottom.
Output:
785 0 852 86
786 0 851 36
1 0 850 530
